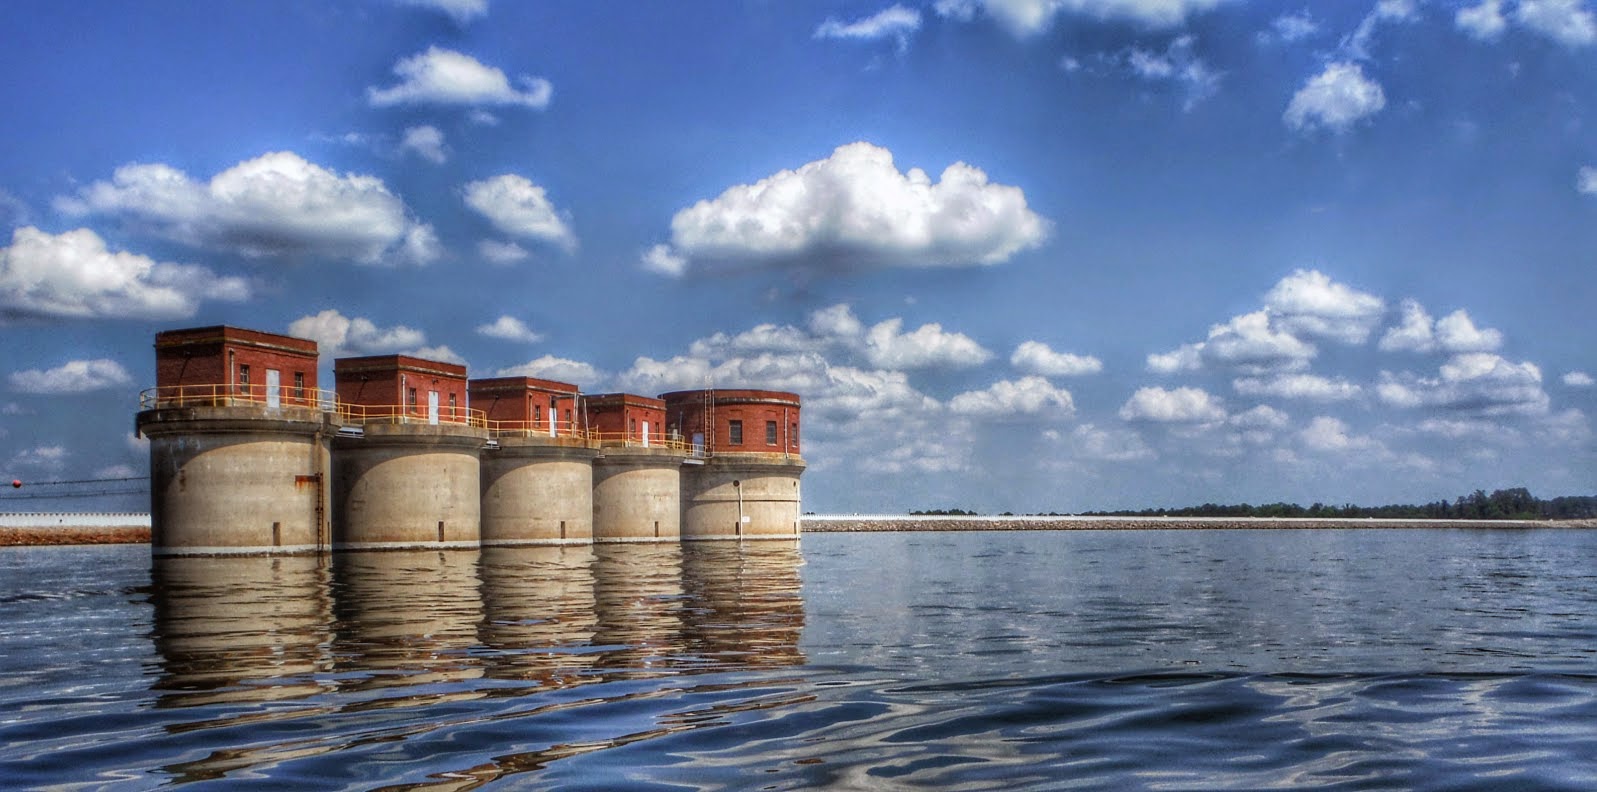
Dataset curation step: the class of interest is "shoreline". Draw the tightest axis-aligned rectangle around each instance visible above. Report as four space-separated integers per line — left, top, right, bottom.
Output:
801 515 1597 532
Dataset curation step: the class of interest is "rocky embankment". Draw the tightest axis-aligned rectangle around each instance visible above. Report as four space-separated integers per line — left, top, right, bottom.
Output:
1 526 151 546
802 516 1597 532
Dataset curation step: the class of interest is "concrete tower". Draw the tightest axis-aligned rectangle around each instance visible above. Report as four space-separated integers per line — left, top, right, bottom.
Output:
663 389 804 540
136 326 334 555
471 376 597 545
586 393 686 542
331 355 487 550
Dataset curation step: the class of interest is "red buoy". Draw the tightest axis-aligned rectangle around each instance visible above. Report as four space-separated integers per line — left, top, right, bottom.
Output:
10 479 19 488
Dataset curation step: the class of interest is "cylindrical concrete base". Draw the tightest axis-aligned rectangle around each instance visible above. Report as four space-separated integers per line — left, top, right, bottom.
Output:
681 454 805 540
591 448 686 542
138 406 334 556
480 438 597 545
332 423 488 550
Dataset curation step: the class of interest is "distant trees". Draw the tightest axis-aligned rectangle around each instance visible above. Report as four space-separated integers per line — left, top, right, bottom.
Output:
908 508 980 516
1081 488 1597 521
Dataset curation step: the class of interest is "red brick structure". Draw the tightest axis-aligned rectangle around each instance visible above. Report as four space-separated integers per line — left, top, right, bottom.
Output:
153 325 319 407
469 376 581 437
335 355 470 424
662 389 800 456
584 393 666 446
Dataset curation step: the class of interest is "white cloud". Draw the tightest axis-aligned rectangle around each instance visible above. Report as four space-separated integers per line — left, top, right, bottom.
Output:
5 445 67 473
1119 386 1226 423
1456 0 1509 39
1379 300 1503 354
933 0 1231 35
399 125 448 164
478 239 530 264
1579 166 1597 194
949 376 1075 416
368 47 552 108
1264 11 1320 43
1284 62 1386 133
647 142 1047 276
464 174 576 252
1516 0 1597 46
1300 416 1380 453
1377 353 1549 415
409 344 466 365
287 309 426 359
1051 423 1156 462
689 323 824 358
475 315 543 343
1 227 248 320
1125 35 1221 110
815 4 921 51
1233 373 1362 402
808 303 867 339
1343 0 1418 60
58 152 437 265
863 318 992 369
1230 404 1291 430
1562 371 1595 387
94 463 138 479
9 359 132 394
1263 269 1385 344
397 0 488 24
496 355 602 387
1010 341 1103 377
1148 310 1317 374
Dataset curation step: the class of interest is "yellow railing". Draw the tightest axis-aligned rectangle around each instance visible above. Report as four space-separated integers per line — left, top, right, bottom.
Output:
139 384 337 411
588 431 694 452
484 420 587 439
337 403 488 428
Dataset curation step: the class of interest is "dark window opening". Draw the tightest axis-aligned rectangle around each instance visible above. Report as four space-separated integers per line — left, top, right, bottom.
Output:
766 420 778 445
729 420 743 445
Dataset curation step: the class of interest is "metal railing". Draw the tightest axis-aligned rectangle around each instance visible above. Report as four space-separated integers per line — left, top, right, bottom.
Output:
484 419 587 439
336 403 488 428
139 384 337 411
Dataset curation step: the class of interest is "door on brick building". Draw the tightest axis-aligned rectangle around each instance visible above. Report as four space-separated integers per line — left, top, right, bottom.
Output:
265 369 280 409
641 420 650 447
428 391 439 425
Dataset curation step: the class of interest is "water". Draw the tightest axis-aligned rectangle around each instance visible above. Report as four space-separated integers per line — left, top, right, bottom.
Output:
3 529 1597 789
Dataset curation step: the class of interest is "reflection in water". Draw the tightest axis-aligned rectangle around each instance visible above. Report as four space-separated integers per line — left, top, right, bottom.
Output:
681 540 806 669
331 550 487 690
479 545 598 687
591 543 688 673
150 555 334 707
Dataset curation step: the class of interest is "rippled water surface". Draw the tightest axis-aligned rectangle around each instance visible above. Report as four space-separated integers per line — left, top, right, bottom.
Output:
4 528 1597 789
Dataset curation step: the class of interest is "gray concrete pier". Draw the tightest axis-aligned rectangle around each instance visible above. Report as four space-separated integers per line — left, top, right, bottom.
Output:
332 423 488 550
591 447 687 542
680 454 805 540
480 437 598 545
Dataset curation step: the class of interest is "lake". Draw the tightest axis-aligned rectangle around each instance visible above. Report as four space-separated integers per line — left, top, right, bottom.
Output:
3 528 1596 789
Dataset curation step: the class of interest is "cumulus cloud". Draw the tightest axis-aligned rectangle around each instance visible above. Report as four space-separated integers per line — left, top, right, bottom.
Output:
1377 353 1549 415
1 227 248 320
1284 62 1386 133
1149 310 1316 374
1262 10 1320 43
368 47 552 108
1049 423 1156 462
1263 269 1385 344
474 315 543 343
396 0 488 24
1125 35 1221 110
1010 341 1103 377
1456 0 1509 39
933 0 1230 35
1300 416 1380 453
690 323 824 358
815 4 921 51
1579 165 1597 194
646 142 1047 277
1378 300 1504 354
949 376 1075 416
5 445 67 473
1119 386 1226 423
478 239 530 264
57 151 438 265
287 309 426 359
1230 404 1291 430
1562 371 1594 387
863 318 992 369
496 355 602 387
399 125 448 164
1516 0 1597 46
1233 373 1362 402
464 174 576 252
8 359 132 394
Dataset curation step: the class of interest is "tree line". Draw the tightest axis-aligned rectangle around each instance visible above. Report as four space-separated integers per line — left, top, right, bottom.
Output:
1080 488 1597 521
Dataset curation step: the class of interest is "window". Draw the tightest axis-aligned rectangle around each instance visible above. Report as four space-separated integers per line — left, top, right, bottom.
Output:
449 393 457 411
408 387 418 407
766 420 778 445
791 423 798 447
238 364 250 385
293 372 305 398
534 405 543 422
728 419 743 445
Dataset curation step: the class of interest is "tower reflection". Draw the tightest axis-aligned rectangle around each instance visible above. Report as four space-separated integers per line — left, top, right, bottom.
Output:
479 545 599 688
150 555 333 707
680 540 806 668
330 550 486 691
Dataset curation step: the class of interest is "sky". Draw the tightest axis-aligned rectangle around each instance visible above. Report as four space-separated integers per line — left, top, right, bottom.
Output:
1 0 1595 514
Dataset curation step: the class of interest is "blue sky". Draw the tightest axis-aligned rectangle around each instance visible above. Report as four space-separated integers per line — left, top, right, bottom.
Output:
2 0 1594 513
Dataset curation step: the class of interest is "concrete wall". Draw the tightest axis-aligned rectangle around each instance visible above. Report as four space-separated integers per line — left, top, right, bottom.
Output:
680 454 805 540
332 423 486 550
591 448 685 541
480 439 597 544
138 405 332 555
